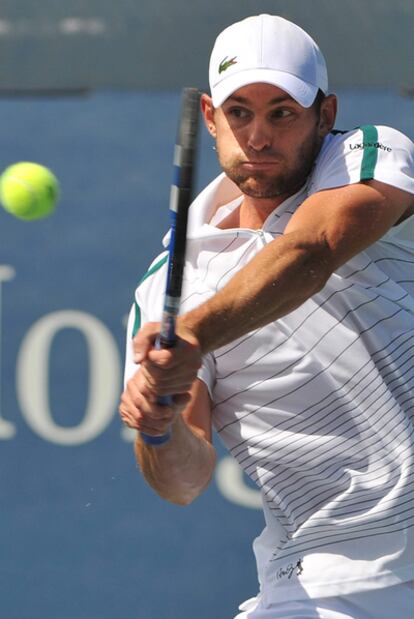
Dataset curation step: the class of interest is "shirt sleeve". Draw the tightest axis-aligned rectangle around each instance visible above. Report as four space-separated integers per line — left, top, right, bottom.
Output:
123 302 139 386
197 352 216 399
122 251 168 387
310 125 414 195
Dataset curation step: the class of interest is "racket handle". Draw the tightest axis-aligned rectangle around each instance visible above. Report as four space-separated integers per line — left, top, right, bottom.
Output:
140 395 172 445
140 429 171 445
139 335 174 446
140 396 172 445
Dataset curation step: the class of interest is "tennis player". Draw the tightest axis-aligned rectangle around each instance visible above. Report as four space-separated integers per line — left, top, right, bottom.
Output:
120 14 414 618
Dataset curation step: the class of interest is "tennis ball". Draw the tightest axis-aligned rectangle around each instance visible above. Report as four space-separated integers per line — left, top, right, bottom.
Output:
0 162 59 221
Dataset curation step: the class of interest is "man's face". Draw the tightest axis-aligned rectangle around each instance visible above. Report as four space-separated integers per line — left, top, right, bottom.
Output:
204 83 335 201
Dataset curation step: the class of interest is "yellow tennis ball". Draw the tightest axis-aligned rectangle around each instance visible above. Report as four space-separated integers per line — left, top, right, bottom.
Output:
0 162 59 221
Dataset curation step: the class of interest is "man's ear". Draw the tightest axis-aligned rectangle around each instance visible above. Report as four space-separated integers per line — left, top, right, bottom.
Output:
319 94 337 137
201 94 217 139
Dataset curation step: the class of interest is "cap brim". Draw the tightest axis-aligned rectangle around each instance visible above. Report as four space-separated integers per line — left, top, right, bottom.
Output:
211 68 319 108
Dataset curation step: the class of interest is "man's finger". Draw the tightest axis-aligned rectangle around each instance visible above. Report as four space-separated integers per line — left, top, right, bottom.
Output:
133 322 160 363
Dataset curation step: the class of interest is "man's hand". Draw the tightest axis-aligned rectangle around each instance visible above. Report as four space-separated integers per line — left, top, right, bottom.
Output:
119 368 191 435
120 321 215 503
132 321 202 396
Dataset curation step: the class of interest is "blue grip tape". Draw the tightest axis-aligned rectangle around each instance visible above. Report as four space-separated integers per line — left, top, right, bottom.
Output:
140 431 171 446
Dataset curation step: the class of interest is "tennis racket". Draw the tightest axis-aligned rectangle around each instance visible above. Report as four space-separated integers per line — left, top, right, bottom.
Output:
140 87 201 446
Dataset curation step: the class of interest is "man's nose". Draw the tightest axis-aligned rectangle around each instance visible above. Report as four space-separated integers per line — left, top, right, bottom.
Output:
247 120 272 151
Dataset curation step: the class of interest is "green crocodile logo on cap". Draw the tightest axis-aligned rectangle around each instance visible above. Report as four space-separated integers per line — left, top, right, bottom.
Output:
218 56 237 74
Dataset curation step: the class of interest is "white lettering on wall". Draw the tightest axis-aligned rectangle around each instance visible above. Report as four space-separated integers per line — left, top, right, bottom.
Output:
0 265 17 438
215 456 261 509
16 310 121 445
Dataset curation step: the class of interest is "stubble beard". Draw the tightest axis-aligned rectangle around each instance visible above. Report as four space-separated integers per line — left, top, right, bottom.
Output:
218 127 322 200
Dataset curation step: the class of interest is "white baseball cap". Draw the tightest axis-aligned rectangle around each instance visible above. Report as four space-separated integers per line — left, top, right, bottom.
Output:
209 14 328 108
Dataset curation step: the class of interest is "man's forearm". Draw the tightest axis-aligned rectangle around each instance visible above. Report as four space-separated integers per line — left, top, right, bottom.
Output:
135 415 216 506
181 231 331 353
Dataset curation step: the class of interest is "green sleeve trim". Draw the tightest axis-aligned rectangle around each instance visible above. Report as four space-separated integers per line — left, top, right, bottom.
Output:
132 301 141 338
360 125 379 181
131 253 168 338
140 254 168 284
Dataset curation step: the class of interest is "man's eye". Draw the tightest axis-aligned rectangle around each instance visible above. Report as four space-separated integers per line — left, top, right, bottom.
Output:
228 107 249 119
272 109 293 119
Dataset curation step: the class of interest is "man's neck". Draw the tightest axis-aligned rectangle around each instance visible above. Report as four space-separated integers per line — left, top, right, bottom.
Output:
216 193 291 230
238 195 286 229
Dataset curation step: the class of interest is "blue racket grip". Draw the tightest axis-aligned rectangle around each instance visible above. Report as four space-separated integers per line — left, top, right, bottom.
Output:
140 335 174 446
140 429 171 445
140 395 173 445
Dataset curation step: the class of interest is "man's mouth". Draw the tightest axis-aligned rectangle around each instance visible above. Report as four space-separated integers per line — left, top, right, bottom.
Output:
240 161 281 169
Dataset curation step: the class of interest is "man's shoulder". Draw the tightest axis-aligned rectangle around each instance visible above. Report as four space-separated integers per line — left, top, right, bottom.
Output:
308 125 414 195
320 125 413 158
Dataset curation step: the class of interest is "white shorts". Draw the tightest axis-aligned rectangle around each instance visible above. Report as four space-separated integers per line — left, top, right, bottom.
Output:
234 581 414 619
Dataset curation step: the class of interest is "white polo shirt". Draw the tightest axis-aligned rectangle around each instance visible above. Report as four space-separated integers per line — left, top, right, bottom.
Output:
125 125 414 603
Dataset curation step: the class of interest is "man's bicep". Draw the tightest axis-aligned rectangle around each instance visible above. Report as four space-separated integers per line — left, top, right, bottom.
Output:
181 378 213 444
284 180 414 269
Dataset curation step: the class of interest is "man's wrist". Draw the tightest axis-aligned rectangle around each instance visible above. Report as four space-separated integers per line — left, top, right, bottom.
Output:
178 309 210 354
